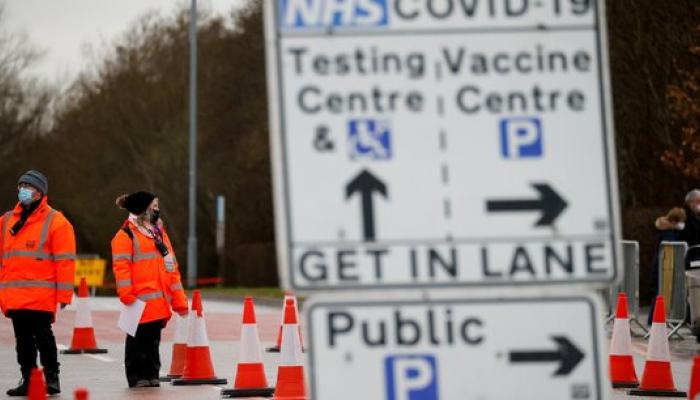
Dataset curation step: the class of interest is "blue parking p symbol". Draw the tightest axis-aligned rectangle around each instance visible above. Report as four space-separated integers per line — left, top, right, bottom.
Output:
499 117 543 159
385 355 438 400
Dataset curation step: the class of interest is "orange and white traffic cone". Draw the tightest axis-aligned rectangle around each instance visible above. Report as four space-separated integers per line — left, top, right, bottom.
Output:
74 388 89 400
160 313 188 381
221 297 275 398
688 356 700 400
267 292 303 353
62 278 108 354
609 293 639 388
172 290 227 386
273 298 306 400
28 368 46 400
628 295 686 397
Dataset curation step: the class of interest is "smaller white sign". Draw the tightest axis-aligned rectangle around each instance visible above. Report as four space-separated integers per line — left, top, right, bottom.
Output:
305 294 608 400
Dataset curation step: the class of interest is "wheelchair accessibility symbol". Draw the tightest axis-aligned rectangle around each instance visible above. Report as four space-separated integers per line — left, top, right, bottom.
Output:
348 119 392 161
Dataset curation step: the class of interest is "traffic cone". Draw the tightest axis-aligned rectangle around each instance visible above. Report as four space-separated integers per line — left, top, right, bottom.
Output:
74 388 89 400
62 278 108 354
609 293 639 388
267 292 303 353
221 297 275 398
172 290 228 386
628 295 686 397
273 298 306 400
688 356 700 400
160 313 188 381
28 368 46 400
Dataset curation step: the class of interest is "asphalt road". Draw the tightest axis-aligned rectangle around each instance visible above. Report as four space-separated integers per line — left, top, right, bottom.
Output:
0 297 284 400
0 297 696 399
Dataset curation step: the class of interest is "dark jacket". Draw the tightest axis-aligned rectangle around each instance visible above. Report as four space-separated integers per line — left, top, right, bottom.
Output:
681 206 700 269
680 206 700 246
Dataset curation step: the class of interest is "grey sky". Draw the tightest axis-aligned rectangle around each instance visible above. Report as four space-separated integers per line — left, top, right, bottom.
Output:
2 0 245 84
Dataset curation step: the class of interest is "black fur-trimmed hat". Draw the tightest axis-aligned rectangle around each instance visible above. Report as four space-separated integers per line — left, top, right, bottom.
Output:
115 191 156 215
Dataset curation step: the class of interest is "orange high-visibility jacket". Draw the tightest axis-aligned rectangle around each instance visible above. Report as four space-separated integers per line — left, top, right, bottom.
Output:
111 219 187 324
0 197 76 315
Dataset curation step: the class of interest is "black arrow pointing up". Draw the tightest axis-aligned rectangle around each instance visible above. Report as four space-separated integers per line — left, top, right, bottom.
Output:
346 169 387 242
508 336 584 376
486 183 567 227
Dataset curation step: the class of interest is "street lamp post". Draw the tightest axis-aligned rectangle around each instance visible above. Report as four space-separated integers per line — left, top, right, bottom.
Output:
187 0 198 289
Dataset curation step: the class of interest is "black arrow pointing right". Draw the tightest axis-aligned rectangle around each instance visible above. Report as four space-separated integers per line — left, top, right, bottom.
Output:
508 336 585 376
346 169 387 242
486 183 567 227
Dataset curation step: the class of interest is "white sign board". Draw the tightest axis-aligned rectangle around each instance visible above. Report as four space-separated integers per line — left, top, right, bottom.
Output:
305 295 609 400
264 0 621 291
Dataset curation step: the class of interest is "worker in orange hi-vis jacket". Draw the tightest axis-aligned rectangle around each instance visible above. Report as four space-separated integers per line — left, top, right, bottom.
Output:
111 191 188 388
0 170 76 397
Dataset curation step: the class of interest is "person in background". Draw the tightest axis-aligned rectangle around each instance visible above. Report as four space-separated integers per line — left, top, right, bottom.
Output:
681 189 700 268
647 207 686 326
681 189 700 340
0 170 76 396
111 191 188 388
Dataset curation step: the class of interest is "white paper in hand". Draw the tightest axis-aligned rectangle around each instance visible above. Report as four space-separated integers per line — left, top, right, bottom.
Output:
118 299 146 337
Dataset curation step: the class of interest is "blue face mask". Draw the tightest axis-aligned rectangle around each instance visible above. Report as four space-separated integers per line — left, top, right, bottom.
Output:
18 187 35 204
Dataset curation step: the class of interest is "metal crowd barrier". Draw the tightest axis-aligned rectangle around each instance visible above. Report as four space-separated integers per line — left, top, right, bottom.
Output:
618 241 648 335
604 241 647 336
657 241 688 339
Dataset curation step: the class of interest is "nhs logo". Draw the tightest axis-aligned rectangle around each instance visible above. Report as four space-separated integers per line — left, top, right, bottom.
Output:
499 117 543 159
385 355 439 400
280 0 388 29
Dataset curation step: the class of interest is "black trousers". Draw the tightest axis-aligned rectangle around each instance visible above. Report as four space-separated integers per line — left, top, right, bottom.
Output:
124 319 164 386
8 310 59 378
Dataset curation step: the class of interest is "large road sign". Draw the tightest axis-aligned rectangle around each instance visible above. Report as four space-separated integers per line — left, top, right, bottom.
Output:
264 0 621 291
305 294 609 400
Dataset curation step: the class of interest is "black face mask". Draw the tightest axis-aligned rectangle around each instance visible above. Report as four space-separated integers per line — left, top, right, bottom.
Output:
150 209 160 224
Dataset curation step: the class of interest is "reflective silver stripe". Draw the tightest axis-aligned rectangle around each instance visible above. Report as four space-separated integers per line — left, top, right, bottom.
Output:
3 250 73 261
0 280 59 289
52 253 76 261
2 209 58 261
4 250 49 259
170 282 183 291
134 252 160 262
116 279 132 289
137 291 164 301
37 209 56 252
1 211 11 248
112 253 132 262
132 232 141 258
56 282 74 290
165 260 175 272
0 211 12 264
131 229 165 262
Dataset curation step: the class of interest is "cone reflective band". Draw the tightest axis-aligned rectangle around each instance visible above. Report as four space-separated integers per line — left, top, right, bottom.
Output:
221 297 275 398
28 368 46 400
689 356 700 400
628 296 686 397
62 278 108 354
268 292 303 353
172 290 227 385
160 313 188 381
273 298 306 400
609 293 639 388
